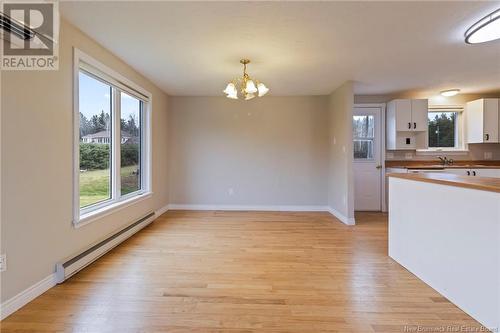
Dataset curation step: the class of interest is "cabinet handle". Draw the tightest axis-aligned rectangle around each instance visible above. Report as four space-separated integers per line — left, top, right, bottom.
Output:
408 122 411 129
467 171 470 176
473 171 476 176
486 134 490 141
414 122 416 129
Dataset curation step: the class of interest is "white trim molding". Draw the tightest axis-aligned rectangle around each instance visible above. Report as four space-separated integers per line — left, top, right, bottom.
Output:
1 273 58 321
167 204 330 212
167 204 355 225
328 207 356 225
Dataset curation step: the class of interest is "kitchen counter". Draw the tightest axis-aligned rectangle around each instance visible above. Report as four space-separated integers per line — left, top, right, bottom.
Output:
387 172 500 193
385 160 500 169
388 174 500 330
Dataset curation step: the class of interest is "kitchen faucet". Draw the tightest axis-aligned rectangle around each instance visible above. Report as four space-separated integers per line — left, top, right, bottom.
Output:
437 156 454 166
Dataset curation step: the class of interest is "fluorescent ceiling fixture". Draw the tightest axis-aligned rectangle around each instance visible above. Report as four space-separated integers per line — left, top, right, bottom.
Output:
223 59 269 100
440 89 460 97
465 8 500 44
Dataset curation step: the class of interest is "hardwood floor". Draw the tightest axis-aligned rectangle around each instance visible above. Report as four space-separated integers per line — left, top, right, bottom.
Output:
1 211 485 332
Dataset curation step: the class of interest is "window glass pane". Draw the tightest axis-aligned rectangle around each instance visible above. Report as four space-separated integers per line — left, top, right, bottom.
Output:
79 71 112 208
428 112 457 148
120 92 142 196
353 115 374 138
354 139 374 159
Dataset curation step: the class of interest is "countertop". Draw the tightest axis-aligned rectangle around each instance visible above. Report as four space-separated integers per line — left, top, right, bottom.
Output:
385 160 500 170
387 172 500 193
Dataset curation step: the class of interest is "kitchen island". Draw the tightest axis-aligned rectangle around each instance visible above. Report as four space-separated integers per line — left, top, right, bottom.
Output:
388 173 500 331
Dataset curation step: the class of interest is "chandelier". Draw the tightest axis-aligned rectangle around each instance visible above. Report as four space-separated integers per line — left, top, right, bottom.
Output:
223 59 269 100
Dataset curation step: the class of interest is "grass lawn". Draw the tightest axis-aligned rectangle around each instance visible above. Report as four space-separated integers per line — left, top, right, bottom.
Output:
80 165 140 208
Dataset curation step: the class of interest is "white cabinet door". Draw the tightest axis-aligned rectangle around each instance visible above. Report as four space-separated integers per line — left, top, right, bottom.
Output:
473 169 500 178
466 99 484 143
466 98 500 143
395 100 412 131
411 99 429 131
483 99 499 142
444 168 470 176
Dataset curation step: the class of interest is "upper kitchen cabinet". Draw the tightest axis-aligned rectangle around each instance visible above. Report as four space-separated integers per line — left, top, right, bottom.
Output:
411 99 429 131
466 98 499 143
386 99 428 150
387 99 428 132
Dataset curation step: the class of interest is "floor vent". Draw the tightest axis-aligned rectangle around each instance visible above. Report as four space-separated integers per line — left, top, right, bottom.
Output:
56 212 155 283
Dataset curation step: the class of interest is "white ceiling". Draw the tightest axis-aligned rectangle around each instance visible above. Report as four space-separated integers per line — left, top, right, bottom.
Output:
60 1 500 96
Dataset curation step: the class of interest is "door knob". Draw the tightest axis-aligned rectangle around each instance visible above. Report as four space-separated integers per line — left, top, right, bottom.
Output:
376 165 382 169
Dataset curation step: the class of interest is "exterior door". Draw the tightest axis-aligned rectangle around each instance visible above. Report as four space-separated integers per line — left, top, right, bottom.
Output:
353 107 382 211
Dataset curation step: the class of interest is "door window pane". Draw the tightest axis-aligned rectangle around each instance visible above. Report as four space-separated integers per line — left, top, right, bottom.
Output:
79 71 112 208
353 115 374 138
353 115 375 159
120 92 142 195
354 140 374 159
428 112 457 148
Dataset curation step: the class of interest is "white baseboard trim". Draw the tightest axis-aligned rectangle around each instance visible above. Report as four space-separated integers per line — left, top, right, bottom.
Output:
167 204 355 225
1 273 57 321
155 203 170 217
328 207 356 225
167 204 330 212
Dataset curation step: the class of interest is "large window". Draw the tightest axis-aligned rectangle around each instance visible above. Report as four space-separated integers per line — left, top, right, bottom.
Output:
427 107 463 150
79 72 113 208
75 49 151 225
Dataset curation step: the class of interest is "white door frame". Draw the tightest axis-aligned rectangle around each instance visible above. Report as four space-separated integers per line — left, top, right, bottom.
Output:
354 103 387 212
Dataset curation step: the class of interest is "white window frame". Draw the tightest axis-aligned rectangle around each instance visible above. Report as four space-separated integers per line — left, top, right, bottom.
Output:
73 48 153 227
416 105 468 156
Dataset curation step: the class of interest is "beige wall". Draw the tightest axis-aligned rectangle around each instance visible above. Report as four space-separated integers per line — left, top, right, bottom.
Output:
168 96 329 207
327 82 355 221
355 92 500 161
0 20 169 302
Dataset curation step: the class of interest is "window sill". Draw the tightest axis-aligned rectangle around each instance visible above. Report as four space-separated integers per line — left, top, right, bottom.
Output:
74 192 152 228
416 149 469 156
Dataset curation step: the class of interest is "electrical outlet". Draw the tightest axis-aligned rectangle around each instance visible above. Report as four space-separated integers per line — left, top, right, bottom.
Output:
0 254 6 272
405 153 413 160
228 188 234 196
484 152 493 160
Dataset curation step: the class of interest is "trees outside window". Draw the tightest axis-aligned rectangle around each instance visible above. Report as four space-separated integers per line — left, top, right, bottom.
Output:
428 112 457 148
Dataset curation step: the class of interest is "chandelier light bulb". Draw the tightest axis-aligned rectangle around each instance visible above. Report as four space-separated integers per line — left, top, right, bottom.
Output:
257 83 269 97
223 82 237 95
245 80 258 94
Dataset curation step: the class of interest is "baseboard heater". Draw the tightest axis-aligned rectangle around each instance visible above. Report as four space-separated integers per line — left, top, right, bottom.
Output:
56 212 155 283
